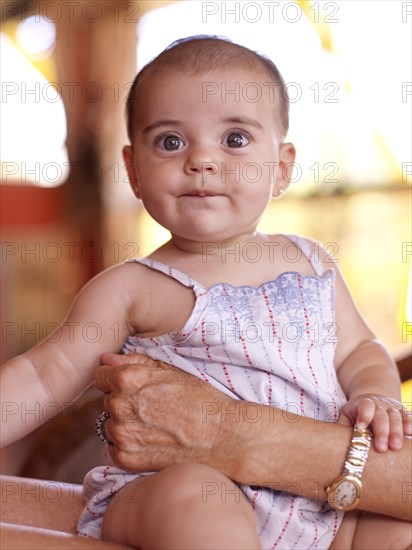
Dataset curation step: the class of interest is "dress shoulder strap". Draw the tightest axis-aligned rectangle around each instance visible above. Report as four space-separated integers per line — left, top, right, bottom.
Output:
284 234 326 276
125 257 205 294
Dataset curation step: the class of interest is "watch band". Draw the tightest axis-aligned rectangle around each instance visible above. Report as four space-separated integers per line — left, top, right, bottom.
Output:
325 424 373 511
342 425 373 480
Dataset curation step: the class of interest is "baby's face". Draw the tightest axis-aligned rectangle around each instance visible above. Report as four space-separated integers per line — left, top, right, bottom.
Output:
124 68 294 245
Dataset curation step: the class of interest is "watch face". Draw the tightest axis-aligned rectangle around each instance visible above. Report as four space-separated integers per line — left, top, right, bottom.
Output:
329 478 361 511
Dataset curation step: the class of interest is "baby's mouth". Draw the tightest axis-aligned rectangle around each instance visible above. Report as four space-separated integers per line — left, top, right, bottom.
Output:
183 190 218 197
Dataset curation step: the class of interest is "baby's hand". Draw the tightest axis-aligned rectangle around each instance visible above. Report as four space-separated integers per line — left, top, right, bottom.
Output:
338 394 412 452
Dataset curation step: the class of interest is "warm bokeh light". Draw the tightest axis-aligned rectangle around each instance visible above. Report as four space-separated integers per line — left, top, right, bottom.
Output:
137 0 411 191
15 15 56 59
0 32 68 187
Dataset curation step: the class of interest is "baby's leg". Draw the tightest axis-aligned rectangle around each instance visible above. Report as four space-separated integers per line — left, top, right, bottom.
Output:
102 463 260 550
331 511 412 549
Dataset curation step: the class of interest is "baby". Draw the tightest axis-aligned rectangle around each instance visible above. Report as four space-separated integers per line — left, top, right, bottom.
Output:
1 36 411 550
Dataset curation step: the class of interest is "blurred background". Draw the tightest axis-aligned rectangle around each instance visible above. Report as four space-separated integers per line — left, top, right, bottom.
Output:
1 0 411 480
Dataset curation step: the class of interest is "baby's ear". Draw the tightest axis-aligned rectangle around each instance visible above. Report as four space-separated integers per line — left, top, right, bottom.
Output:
123 145 141 199
272 142 296 198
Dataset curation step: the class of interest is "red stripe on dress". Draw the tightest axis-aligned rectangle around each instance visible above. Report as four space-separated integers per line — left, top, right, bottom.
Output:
331 508 339 539
201 320 213 361
299 388 305 415
250 487 259 510
221 284 253 369
297 275 318 386
266 370 273 404
319 501 340 539
172 345 210 383
272 497 296 548
221 363 236 393
262 287 298 385
176 327 198 338
299 509 319 547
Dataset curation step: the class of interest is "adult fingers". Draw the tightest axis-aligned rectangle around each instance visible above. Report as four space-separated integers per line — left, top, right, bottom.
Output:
94 363 117 393
108 444 180 473
95 354 171 393
100 352 159 368
94 362 142 394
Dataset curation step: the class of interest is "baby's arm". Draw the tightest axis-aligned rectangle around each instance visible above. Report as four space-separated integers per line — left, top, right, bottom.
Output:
336 340 410 451
0 263 145 448
316 243 411 451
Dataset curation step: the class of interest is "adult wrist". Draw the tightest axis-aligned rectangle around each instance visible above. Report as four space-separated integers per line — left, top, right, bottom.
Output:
325 425 373 511
233 406 355 498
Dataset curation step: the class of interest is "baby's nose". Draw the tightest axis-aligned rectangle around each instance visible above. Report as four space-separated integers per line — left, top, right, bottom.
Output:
184 148 218 175
202 162 218 174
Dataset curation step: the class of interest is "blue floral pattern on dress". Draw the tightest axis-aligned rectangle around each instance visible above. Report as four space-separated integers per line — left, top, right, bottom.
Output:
208 285 255 322
206 271 333 329
269 272 333 322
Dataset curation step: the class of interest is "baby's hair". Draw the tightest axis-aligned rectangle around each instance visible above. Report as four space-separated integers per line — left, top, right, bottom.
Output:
126 35 289 141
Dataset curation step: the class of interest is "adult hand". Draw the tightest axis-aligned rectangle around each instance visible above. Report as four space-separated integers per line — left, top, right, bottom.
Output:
95 354 412 520
95 353 246 478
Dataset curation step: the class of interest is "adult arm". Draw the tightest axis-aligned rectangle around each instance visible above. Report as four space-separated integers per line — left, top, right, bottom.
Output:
0 525 131 550
96 353 411 522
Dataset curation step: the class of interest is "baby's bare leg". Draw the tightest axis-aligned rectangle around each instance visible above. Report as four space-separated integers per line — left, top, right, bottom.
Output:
331 511 412 549
102 463 260 550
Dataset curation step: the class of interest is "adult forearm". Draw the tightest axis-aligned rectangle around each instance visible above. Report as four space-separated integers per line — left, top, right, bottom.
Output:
230 402 411 521
0 524 132 549
97 356 411 521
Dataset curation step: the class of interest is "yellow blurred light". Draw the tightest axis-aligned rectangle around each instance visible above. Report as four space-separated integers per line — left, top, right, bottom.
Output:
0 33 68 187
136 0 410 193
16 16 56 60
401 379 412 411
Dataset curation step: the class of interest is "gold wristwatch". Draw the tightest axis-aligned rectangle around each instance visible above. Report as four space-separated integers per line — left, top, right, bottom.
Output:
325 425 373 511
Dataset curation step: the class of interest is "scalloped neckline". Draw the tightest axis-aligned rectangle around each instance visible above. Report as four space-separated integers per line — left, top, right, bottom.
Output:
205 269 334 292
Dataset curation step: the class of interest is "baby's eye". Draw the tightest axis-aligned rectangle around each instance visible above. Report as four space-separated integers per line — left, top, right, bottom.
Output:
224 132 250 148
156 134 184 151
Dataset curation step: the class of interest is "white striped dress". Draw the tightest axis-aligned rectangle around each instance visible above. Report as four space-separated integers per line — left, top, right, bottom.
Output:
78 235 347 549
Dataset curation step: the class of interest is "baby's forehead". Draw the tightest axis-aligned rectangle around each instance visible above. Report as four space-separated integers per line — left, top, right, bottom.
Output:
136 67 283 106
141 65 274 86
129 64 288 140
126 41 289 141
